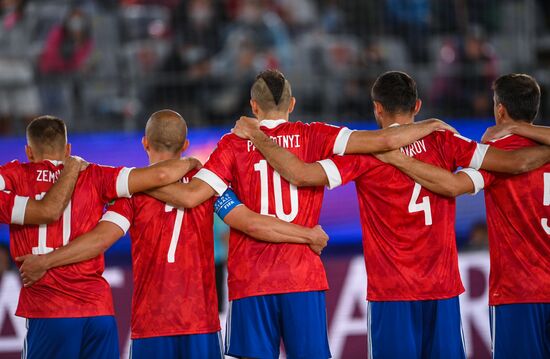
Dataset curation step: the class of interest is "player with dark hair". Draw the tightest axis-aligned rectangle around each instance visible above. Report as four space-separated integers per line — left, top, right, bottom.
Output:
137 69 462 358
232 71 550 359
2 115 201 359
375 73 550 359
17 110 329 359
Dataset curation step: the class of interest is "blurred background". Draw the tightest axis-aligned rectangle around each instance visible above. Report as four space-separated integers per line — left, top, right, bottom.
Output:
0 0 546 358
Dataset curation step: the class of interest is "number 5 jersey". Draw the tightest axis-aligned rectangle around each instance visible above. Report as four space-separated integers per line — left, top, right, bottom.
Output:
194 119 353 301
0 160 132 318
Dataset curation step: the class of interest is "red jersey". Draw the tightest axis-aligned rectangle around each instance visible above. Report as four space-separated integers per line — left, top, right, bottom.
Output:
477 135 550 305
0 190 27 225
318 129 488 301
195 119 353 300
101 169 220 339
0 160 132 318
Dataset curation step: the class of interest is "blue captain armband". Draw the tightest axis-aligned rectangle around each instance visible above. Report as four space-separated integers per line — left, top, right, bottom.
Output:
214 189 243 220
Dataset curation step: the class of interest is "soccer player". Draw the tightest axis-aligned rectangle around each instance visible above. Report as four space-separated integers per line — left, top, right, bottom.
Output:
375 74 550 359
231 71 550 359
16 110 330 359
0 155 83 226
2 116 201 359
141 70 459 358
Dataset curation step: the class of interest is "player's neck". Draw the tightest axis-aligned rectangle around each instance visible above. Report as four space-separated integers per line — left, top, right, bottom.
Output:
33 153 65 163
148 152 179 165
498 117 530 126
257 111 289 122
380 115 414 128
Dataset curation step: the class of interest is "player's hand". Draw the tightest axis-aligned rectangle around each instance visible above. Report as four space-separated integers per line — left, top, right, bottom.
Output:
64 156 89 173
420 118 459 134
16 254 48 287
481 123 516 143
309 225 329 255
375 149 405 164
232 116 261 139
184 157 203 170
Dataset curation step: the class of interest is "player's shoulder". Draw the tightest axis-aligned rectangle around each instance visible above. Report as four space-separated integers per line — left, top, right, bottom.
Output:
1 159 22 169
487 134 535 150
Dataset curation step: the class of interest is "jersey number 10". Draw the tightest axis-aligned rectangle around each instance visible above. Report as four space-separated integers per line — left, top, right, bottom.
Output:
542 173 550 235
254 160 299 222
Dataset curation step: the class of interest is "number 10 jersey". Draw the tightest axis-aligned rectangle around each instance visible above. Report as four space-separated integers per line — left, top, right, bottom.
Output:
195 119 353 301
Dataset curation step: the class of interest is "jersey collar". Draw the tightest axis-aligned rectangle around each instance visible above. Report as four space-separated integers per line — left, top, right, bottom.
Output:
259 119 286 129
45 159 63 166
389 123 400 128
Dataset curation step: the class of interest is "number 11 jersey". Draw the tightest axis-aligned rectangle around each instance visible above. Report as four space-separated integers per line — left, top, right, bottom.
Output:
0 160 132 318
195 119 353 300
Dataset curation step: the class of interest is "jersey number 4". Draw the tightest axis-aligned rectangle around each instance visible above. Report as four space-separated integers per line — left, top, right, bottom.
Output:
409 183 432 226
542 173 550 235
32 193 71 255
254 160 299 222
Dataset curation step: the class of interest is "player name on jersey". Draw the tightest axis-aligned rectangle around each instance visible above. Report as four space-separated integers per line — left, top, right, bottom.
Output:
36 169 62 183
400 139 427 157
247 134 301 152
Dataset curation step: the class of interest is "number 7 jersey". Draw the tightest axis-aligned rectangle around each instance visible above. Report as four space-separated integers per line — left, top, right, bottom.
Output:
0 160 132 318
194 119 353 300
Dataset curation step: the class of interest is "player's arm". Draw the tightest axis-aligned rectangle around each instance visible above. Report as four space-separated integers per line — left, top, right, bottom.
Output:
479 145 550 174
344 119 457 153
215 190 328 254
16 221 124 287
23 156 85 225
376 150 477 197
482 122 550 145
146 177 216 208
127 157 202 194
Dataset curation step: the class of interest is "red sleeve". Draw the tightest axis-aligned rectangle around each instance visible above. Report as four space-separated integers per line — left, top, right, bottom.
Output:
480 169 496 188
0 190 28 225
0 161 22 191
92 165 134 203
307 122 354 159
99 198 133 234
317 154 376 189
194 135 234 195
438 131 489 170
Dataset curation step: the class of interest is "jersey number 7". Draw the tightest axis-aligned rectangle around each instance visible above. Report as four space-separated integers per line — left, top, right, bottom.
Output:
165 204 185 263
542 173 550 235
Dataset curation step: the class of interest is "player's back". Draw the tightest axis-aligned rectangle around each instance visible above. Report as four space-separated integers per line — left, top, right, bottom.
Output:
330 129 486 301
0 160 131 318
198 119 351 300
104 170 220 339
481 135 550 305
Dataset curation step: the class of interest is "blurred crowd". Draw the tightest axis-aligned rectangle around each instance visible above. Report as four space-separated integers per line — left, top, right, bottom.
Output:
0 0 549 134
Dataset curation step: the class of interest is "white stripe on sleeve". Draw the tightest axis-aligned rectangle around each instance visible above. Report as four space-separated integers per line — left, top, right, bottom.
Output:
458 168 485 195
100 211 131 234
116 167 134 198
11 196 29 225
317 159 343 189
0 175 5 191
468 143 489 170
333 127 354 155
194 168 228 196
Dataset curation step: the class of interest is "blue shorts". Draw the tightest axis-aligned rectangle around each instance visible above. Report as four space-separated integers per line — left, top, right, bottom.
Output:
130 332 223 359
368 296 465 359
23 316 119 359
225 291 331 359
490 303 550 359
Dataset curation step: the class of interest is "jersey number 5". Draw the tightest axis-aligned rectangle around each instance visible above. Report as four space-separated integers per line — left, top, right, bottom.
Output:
254 160 299 222
408 182 432 226
32 193 71 255
165 204 185 263
542 173 550 235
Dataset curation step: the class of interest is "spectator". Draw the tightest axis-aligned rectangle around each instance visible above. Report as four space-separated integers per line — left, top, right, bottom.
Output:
0 0 39 134
462 221 489 252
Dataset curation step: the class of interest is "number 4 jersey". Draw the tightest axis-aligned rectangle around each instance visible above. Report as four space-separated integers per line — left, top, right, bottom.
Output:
474 135 550 306
318 128 488 301
98 169 220 339
0 160 133 318
195 119 353 300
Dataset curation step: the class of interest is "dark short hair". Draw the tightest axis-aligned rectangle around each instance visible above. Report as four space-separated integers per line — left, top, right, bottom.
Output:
371 71 418 114
493 74 540 123
250 69 292 112
26 116 67 153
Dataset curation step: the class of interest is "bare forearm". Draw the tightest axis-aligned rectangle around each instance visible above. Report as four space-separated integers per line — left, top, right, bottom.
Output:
512 124 550 146
43 233 106 269
249 129 328 186
129 158 199 194
248 216 313 244
480 146 550 174
24 163 80 224
146 179 215 208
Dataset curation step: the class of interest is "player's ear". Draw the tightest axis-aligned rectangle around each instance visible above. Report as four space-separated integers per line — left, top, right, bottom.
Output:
496 103 506 122
25 145 34 162
413 99 422 115
288 97 296 114
142 136 150 153
250 99 259 117
181 139 190 153
373 101 384 117
65 143 71 157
